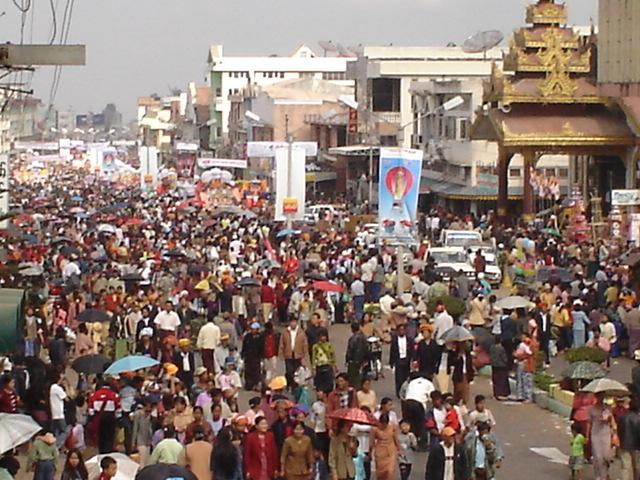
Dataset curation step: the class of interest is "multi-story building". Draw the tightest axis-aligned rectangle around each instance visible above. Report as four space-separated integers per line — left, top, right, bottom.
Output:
347 46 503 148
206 44 354 149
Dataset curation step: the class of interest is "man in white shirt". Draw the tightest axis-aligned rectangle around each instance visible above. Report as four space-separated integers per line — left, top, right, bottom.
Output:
433 301 454 346
402 373 435 450
154 301 181 336
197 317 221 374
49 372 68 448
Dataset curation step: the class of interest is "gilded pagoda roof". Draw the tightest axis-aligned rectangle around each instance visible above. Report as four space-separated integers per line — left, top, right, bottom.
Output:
513 26 579 49
526 1 567 25
472 105 635 148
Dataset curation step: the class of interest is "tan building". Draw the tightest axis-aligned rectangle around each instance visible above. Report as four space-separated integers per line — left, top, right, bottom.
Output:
598 0 640 96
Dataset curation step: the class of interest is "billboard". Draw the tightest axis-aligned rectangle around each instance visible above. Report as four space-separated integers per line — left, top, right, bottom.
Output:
197 158 247 169
275 146 306 221
139 146 159 191
378 148 423 244
612 189 640 206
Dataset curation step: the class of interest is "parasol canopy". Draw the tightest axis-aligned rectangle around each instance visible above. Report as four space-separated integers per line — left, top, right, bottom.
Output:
71 354 111 375
312 280 344 293
581 378 629 396
0 413 42 454
77 308 111 323
562 361 607 380
86 453 139 480
494 295 532 310
440 325 475 343
104 355 159 375
327 407 378 426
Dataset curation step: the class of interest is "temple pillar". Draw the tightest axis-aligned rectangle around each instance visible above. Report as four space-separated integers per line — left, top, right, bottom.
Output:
523 150 536 222
497 149 511 223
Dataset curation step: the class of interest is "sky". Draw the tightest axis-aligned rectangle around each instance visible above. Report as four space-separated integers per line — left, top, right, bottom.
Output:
1 0 598 120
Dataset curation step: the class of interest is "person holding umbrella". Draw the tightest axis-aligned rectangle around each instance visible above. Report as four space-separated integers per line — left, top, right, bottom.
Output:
587 392 618 480
328 420 356 480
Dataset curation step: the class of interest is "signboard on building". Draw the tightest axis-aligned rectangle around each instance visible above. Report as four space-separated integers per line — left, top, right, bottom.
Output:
348 108 358 134
378 148 423 244
248 141 317 158
175 142 199 152
274 146 306 221
197 158 247 169
139 146 159 191
611 189 640 206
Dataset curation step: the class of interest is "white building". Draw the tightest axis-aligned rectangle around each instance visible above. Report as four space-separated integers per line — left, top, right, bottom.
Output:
347 46 504 147
206 44 354 148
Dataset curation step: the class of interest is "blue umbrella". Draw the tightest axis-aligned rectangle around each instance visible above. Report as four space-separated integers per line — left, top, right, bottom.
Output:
276 228 301 238
71 196 83 202
104 355 159 375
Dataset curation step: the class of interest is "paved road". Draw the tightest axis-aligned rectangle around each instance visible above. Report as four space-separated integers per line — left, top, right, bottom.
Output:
14 322 627 479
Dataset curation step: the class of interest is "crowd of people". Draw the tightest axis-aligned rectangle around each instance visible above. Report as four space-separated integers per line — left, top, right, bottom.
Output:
0 163 639 480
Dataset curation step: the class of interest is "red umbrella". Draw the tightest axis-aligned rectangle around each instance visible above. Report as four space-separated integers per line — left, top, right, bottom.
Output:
124 218 145 227
312 280 344 293
327 408 378 425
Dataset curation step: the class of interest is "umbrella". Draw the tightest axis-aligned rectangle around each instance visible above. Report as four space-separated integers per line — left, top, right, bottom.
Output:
124 218 145 227
87 453 139 480
0 413 42 454
51 236 72 244
71 195 83 202
562 361 607 380
305 272 327 281
536 267 574 284
104 355 159 375
164 249 186 258
77 308 111 323
494 295 532 310
98 223 117 234
440 325 475 343
212 206 256 218
581 378 629 396
327 407 378 425
69 207 85 214
187 264 210 275
255 259 282 270
541 227 562 237
135 464 197 480
20 265 44 277
312 280 344 293
60 245 81 257
237 277 260 287
71 354 111 375
276 228 301 238
121 273 145 282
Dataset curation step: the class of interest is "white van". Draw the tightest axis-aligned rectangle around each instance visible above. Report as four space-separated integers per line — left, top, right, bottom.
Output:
440 229 483 248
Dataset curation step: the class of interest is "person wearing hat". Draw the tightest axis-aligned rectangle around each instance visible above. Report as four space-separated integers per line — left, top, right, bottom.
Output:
214 333 232 374
172 338 195 389
414 323 440 381
425 426 468 480
242 321 265 391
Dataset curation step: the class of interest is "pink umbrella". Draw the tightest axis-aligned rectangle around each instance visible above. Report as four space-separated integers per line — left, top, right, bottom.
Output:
312 280 344 293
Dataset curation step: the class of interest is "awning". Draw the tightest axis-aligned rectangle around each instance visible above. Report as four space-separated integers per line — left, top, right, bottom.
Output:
420 177 568 201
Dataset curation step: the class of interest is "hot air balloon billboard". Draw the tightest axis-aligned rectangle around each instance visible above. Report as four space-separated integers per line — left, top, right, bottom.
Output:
378 148 423 244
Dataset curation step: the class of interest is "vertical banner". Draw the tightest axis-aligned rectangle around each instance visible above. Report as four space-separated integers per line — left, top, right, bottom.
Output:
274 146 306 221
0 155 8 228
378 147 423 244
139 146 159 191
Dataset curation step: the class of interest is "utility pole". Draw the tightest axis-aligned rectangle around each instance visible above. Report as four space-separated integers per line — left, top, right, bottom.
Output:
0 44 85 222
285 114 293 230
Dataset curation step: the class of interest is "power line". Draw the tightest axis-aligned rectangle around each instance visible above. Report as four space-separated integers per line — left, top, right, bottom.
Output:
48 0 57 45
12 0 31 13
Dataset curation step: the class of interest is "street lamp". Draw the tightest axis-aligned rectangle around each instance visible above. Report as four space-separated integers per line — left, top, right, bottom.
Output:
397 95 464 143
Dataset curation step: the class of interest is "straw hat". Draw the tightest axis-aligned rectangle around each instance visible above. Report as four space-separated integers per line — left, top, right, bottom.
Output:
164 363 178 376
268 376 287 391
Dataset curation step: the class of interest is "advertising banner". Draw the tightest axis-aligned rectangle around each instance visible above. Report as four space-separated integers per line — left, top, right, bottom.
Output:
274 146 306 221
378 148 423 244
139 146 159 191
197 158 248 169
248 141 317 158
612 189 640 206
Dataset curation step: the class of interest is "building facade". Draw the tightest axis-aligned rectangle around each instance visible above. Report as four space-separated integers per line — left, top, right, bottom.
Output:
206 44 354 149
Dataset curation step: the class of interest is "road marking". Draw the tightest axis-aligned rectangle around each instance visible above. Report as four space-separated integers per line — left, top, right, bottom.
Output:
530 447 569 465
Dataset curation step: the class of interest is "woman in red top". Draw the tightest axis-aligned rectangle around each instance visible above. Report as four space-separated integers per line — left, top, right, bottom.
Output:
0 374 18 413
243 416 279 480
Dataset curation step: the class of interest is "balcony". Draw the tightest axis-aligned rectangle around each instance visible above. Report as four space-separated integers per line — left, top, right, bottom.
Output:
374 111 401 125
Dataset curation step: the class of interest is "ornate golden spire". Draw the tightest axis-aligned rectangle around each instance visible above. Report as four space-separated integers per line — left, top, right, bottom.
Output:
526 0 567 26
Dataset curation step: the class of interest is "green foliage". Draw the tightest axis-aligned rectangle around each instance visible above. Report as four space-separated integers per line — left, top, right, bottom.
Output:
564 347 608 365
534 372 558 392
427 295 466 318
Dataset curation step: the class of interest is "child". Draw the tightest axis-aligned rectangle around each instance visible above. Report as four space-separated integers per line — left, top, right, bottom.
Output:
97 456 118 480
66 416 86 451
443 394 462 433
569 422 586 480
215 357 242 410
244 396 265 426
398 420 417 480
467 394 497 430
350 438 365 480
312 447 329 480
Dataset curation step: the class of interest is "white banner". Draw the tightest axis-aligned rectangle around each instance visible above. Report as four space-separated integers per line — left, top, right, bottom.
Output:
175 142 199 152
275 146 306 221
139 146 159 191
197 158 247 169
248 141 317 158
612 189 640 206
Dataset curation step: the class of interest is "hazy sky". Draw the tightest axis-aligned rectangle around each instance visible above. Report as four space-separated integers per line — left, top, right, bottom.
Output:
2 0 598 119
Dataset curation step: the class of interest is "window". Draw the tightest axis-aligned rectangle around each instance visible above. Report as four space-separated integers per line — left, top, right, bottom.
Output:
545 168 556 177
458 118 469 140
558 168 568 178
509 168 521 177
322 72 346 80
215 87 221 97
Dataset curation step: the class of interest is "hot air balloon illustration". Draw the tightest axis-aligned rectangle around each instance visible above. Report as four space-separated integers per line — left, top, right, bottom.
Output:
385 166 413 209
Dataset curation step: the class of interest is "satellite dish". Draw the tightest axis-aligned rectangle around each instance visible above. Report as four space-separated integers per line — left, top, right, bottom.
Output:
336 43 354 57
348 44 364 56
462 30 504 59
318 40 338 56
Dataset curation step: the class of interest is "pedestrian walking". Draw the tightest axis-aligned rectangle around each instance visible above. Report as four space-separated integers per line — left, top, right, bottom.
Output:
279 317 310 391
424 426 468 480
587 393 617 480
280 421 314 480
389 323 413 398
311 328 336 394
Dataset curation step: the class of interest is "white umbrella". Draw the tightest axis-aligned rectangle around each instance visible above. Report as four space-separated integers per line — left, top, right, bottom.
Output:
86 453 139 480
494 295 532 310
581 378 629 396
0 413 42 454
98 224 117 234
